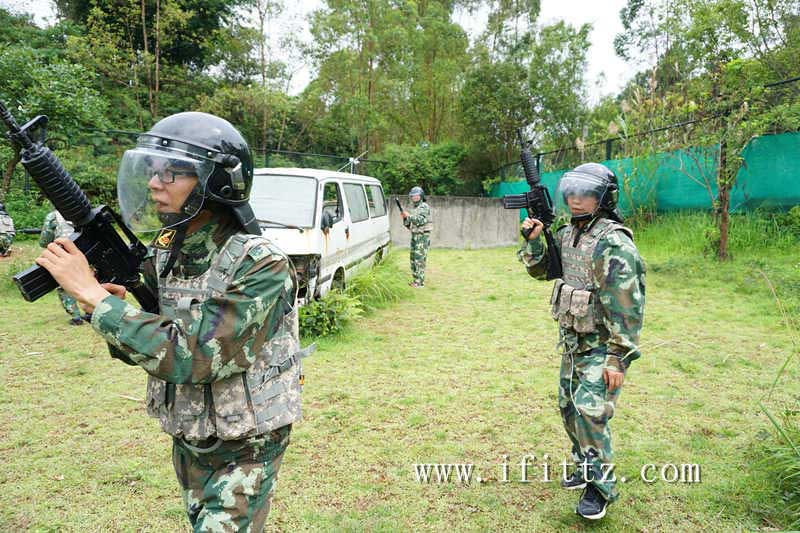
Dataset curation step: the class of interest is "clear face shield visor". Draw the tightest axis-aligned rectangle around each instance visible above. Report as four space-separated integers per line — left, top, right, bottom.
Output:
557 170 610 206
117 147 215 233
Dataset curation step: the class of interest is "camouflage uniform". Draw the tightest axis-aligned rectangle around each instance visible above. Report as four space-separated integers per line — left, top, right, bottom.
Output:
40 211 83 321
0 208 15 256
519 216 645 503
90 213 305 532
403 201 432 285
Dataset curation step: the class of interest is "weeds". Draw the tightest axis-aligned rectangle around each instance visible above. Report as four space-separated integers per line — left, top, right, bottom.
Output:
753 270 800 528
299 250 409 338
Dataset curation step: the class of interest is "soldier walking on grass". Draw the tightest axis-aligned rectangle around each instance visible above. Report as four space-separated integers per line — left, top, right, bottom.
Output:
518 163 645 520
40 209 86 325
401 186 432 288
0 202 15 257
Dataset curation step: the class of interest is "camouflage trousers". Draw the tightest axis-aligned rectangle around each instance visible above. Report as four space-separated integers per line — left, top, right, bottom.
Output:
0 233 12 256
409 232 430 284
558 346 622 503
57 288 83 320
172 425 291 533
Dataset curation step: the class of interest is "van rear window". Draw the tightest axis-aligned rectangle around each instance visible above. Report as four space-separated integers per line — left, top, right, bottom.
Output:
344 183 370 222
366 185 387 217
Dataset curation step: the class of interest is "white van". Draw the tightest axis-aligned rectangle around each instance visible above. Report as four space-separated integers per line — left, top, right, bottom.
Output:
248 168 391 304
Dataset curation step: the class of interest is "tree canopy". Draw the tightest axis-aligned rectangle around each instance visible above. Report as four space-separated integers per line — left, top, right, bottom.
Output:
0 0 797 203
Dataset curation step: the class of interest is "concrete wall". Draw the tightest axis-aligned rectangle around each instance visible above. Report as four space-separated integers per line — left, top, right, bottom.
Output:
388 195 520 249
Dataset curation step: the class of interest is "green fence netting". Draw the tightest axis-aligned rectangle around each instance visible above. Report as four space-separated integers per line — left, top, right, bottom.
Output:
490 131 800 219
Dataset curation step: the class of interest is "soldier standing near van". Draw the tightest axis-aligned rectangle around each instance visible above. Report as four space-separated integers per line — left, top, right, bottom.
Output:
401 186 432 287
40 209 85 325
34 112 309 531
518 163 645 520
0 202 15 256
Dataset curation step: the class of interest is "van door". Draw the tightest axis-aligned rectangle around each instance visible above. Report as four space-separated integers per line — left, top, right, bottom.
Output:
365 182 391 260
342 182 372 273
319 180 348 291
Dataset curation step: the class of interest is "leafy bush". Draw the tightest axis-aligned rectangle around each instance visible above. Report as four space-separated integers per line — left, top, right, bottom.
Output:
299 252 409 337
299 291 363 338
776 205 800 235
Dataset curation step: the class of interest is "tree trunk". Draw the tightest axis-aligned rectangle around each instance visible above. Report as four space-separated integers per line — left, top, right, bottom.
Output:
716 140 730 260
2 148 20 194
154 0 160 119
141 0 154 119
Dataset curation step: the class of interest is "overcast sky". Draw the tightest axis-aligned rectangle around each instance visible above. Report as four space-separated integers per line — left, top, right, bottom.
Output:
2 0 638 103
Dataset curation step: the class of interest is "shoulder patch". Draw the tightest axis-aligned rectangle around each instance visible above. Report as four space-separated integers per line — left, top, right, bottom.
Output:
604 227 635 248
246 241 285 263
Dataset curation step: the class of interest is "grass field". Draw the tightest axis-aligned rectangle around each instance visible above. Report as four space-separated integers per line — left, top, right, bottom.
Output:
0 215 798 531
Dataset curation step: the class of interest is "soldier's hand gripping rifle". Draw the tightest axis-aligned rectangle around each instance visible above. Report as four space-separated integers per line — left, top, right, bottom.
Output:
0 101 158 313
502 128 562 280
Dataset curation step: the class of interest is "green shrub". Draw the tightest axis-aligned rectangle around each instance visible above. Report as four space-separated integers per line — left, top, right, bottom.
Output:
776 205 800 235
299 252 409 338
299 291 363 338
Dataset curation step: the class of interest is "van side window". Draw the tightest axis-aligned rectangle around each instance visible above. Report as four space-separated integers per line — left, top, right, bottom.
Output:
344 183 369 222
322 182 343 222
365 185 387 217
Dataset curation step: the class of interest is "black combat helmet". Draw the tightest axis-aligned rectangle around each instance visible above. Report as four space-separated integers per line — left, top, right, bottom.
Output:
557 162 622 223
117 111 260 235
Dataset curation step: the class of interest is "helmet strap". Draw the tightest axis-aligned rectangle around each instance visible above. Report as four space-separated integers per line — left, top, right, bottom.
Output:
570 212 594 224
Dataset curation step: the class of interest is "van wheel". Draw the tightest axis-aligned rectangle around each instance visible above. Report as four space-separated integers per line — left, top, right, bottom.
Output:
374 246 384 265
331 268 346 291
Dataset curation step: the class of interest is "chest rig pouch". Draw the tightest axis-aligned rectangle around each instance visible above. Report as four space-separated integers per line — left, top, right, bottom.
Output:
0 214 14 233
550 219 631 335
145 233 309 441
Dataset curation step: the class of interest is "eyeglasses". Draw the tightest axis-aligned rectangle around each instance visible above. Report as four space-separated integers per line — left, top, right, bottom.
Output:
152 168 198 184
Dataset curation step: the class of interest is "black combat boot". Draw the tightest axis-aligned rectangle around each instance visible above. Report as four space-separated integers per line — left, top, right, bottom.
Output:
576 483 608 520
561 470 587 490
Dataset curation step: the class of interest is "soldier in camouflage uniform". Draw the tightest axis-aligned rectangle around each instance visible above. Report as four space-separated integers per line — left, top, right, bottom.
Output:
40 210 85 325
0 202 15 256
518 163 645 520
35 112 309 532
401 186 432 287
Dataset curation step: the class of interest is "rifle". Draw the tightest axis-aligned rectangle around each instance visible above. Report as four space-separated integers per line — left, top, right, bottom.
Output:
18 227 42 235
394 198 403 212
0 101 158 313
502 128 563 280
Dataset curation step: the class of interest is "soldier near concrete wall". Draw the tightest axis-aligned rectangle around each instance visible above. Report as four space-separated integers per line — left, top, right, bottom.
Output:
401 186 433 287
40 210 85 325
0 202 15 256
34 112 310 531
518 163 645 521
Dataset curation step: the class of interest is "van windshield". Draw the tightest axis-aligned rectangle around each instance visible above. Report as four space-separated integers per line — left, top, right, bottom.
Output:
250 174 317 228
